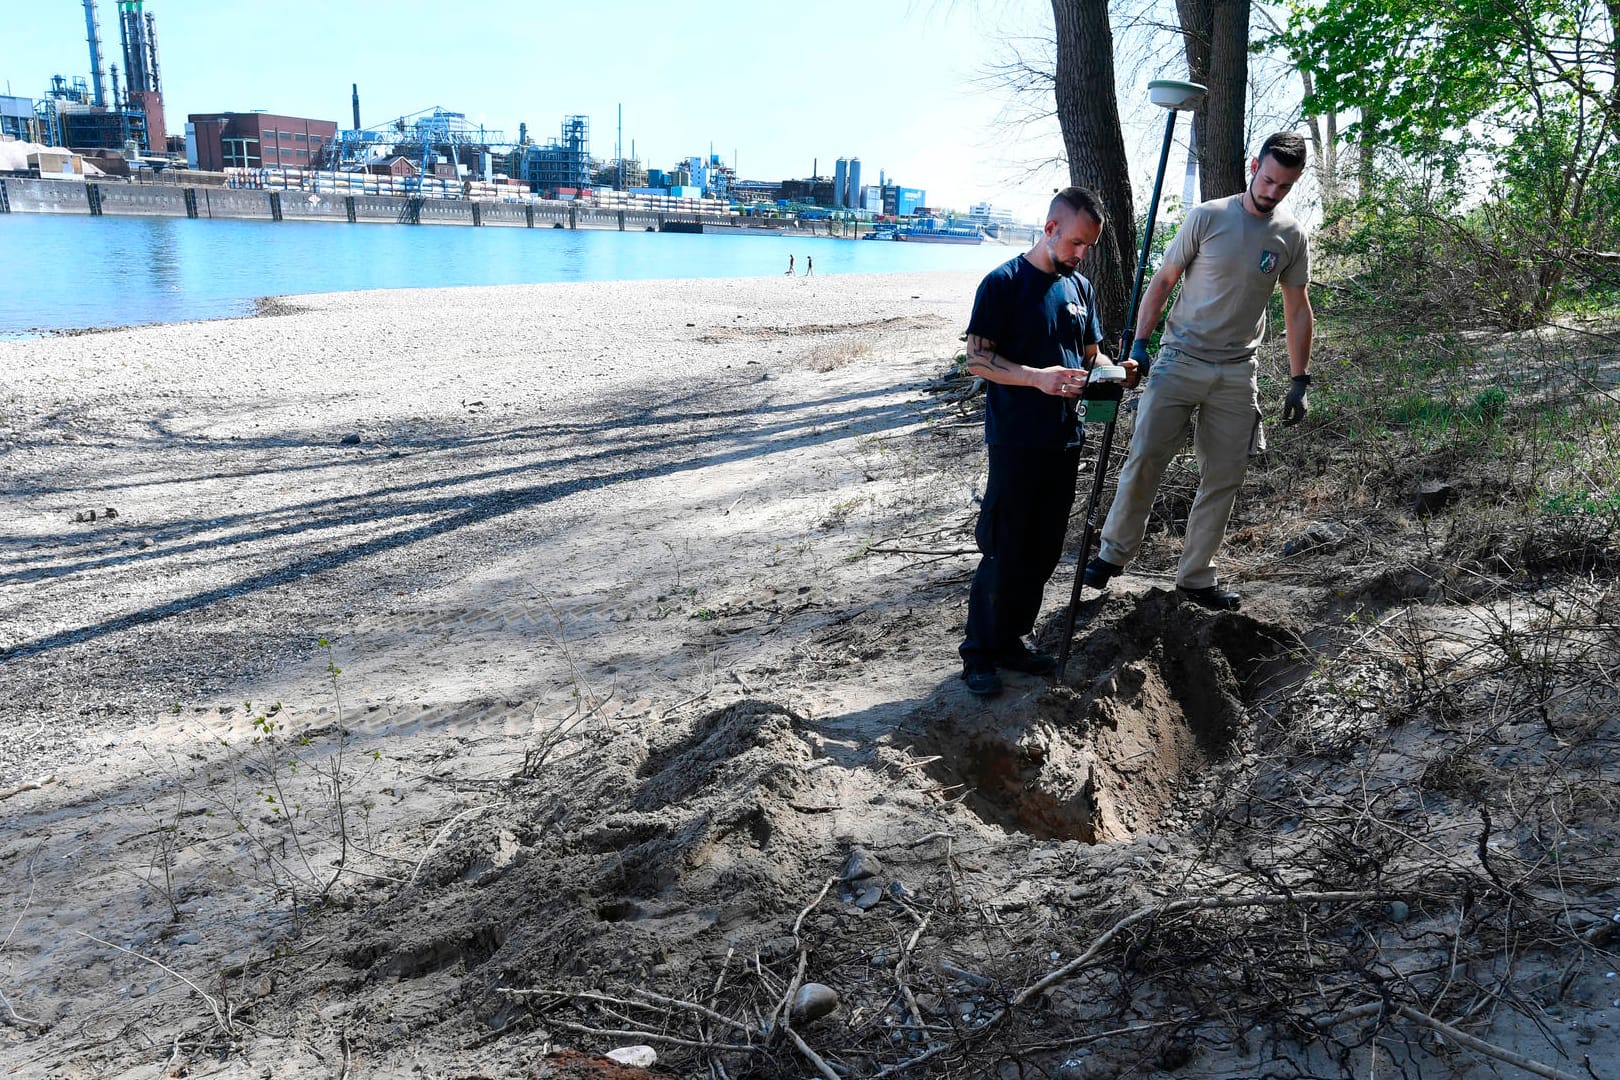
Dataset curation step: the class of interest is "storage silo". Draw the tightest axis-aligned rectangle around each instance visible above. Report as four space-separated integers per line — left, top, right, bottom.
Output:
848 158 862 213
833 157 849 208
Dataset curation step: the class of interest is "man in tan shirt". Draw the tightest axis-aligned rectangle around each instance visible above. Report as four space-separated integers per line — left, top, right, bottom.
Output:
1084 131 1314 610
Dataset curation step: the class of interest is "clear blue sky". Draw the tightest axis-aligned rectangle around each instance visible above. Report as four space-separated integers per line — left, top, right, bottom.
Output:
1 0 1118 220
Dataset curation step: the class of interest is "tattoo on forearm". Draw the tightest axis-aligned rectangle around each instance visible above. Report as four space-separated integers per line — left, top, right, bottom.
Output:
965 334 1014 375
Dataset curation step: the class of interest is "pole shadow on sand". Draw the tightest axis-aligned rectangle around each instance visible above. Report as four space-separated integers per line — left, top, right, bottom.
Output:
2 381 930 663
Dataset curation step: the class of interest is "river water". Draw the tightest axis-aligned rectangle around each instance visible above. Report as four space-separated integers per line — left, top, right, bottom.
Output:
0 213 1014 336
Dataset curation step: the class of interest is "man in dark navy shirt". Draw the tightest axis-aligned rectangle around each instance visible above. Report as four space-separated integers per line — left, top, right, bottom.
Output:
958 187 1118 697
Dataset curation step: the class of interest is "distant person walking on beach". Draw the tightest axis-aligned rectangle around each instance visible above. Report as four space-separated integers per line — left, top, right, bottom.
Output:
805 256 813 277
787 255 795 275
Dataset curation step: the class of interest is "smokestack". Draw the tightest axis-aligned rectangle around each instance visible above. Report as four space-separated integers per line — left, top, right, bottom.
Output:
352 83 361 129
119 2 149 98
115 3 165 152
145 10 161 94
84 0 107 108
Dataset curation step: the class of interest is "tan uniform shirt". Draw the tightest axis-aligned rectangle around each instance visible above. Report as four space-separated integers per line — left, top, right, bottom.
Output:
1160 193 1310 363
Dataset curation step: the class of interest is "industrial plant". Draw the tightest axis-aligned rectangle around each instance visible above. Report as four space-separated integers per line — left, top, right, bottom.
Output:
1 2 1025 237
4 0 168 171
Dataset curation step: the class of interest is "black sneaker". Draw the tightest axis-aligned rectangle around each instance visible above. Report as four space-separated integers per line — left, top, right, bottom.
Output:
962 666 1003 697
1177 584 1241 611
1083 557 1124 590
994 642 1057 675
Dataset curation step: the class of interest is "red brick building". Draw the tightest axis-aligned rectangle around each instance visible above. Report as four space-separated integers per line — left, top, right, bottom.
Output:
186 112 338 172
363 156 419 177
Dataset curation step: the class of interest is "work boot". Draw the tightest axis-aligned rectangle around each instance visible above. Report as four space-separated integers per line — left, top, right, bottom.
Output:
1177 584 1242 611
1083 557 1124 590
962 665 1003 697
994 641 1057 675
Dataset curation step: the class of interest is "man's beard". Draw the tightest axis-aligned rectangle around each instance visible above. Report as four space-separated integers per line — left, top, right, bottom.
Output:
1247 180 1279 213
1047 240 1079 276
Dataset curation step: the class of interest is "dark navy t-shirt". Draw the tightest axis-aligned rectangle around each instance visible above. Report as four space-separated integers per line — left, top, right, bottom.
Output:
966 254 1103 449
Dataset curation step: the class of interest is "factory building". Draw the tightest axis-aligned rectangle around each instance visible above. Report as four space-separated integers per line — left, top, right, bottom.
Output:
730 179 781 205
186 112 338 172
884 185 926 217
595 158 646 189
363 156 419 178
333 105 505 181
383 109 498 178
58 105 145 152
1 95 34 141
779 177 837 207
519 115 591 195
28 1 164 155
34 75 148 156
701 154 734 201
966 202 1018 227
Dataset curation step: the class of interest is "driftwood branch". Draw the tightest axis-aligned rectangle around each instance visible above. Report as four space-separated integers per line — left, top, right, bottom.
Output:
785 1026 841 1080
0 986 46 1031
545 1017 755 1053
1332 1001 1586 1080
1390 1003 1585 1080
74 930 232 1035
1013 890 1397 1006
405 805 485 888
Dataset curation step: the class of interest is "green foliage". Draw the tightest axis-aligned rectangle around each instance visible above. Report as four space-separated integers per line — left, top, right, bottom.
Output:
1277 0 1521 159
1313 174 1500 325
1542 488 1620 519
1275 0 1618 327
1292 299 1620 576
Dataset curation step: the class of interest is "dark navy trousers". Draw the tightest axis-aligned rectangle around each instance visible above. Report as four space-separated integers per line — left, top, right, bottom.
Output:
960 443 1081 668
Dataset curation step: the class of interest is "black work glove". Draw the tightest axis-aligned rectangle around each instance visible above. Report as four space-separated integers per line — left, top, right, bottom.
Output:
1282 373 1311 426
1129 339 1152 384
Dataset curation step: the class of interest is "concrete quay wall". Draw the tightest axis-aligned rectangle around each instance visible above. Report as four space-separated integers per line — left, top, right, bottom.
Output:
0 178 801 236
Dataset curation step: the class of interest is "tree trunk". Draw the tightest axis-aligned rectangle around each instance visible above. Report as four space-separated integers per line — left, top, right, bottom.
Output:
1177 0 1249 200
1051 0 1136 346
1203 0 1250 198
1298 68 1340 202
1357 106 1378 196
1175 0 1213 201
1326 108 1340 197
1611 1 1620 122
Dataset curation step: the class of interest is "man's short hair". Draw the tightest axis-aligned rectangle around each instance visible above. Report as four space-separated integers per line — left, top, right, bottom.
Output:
1049 186 1106 228
1257 132 1308 171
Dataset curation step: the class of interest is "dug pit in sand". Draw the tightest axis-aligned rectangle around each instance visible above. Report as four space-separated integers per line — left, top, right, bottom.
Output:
925 588 1301 841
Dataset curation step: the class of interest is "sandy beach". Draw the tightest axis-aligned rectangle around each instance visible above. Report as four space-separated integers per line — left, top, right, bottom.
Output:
0 271 980 781
4 272 1616 1080
0 271 1003 1076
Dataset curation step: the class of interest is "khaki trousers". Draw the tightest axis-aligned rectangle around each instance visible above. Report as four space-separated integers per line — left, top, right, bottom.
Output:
1097 346 1259 590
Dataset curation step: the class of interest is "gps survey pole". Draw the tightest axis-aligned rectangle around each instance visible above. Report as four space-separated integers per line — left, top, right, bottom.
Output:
1054 79 1208 679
